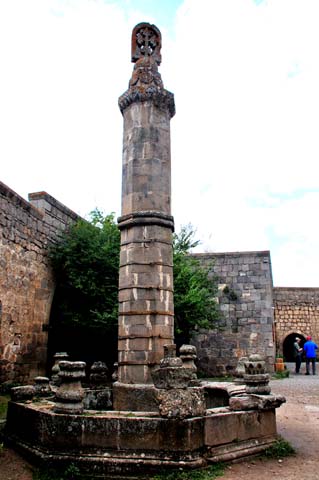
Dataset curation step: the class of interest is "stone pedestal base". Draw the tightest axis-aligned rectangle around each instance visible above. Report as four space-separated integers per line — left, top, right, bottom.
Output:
5 397 282 478
112 382 158 412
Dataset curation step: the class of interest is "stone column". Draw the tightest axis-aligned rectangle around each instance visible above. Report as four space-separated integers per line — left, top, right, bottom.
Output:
113 23 175 411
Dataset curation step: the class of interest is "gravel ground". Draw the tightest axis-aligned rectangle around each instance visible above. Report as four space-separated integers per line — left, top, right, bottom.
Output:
1 368 319 479
222 367 319 480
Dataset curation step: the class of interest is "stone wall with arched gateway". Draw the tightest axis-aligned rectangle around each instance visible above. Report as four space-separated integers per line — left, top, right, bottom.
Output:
1 178 319 383
273 287 319 359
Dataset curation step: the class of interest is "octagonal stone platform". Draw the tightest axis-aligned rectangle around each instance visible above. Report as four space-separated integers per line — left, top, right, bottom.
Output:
5 382 284 478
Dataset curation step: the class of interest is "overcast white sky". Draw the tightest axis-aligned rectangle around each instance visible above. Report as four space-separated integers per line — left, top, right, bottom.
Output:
1 0 319 287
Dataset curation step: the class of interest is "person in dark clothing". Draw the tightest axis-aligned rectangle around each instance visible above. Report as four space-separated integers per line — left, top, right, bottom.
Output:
293 337 303 374
303 336 318 375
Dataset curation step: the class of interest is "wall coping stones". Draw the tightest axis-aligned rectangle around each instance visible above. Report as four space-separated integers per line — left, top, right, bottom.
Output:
192 251 271 260
0 181 43 220
29 191 79 222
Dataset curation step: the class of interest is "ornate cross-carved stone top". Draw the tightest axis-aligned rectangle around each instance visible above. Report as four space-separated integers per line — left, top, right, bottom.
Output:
131 23 162 65
118 22 175 118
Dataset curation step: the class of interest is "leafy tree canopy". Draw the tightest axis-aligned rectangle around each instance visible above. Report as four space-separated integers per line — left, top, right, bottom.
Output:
49 212 219 341
49 209 120 331
173 225 220 343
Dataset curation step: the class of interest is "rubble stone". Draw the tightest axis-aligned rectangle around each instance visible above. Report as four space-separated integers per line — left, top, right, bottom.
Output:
10 385 35 402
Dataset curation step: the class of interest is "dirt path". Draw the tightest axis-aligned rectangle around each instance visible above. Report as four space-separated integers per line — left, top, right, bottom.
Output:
0 447 33 480
1 373 318 479
222 373 319 480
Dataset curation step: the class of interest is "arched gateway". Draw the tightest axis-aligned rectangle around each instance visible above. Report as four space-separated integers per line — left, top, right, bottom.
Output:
283 332 306 361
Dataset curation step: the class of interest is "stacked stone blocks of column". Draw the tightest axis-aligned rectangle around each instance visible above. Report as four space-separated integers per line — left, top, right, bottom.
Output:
273 287 319 354
117 23 175 386
0 181 79 383
118 194 174 382
121 102 172 216
191 251 275 376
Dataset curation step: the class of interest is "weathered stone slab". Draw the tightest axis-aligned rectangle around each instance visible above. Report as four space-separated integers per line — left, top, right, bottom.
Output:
112 382 158 411
83 388 112 410
205 409 277 446
155 388 206 419
152 366 195 389
229 394 286 411
10 385 35 402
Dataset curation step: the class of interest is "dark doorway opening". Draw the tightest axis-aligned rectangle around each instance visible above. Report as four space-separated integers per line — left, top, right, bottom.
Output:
283 333 306 362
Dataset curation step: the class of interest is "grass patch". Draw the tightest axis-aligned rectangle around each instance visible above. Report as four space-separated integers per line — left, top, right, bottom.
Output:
153 463 225 480
261 437 295 459
33 463 81 480
272 370 290 380
33 469 61 480
33 464 225 480
0 395 10 420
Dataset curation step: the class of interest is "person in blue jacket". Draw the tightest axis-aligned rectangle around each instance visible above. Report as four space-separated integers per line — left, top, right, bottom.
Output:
303 336 318 375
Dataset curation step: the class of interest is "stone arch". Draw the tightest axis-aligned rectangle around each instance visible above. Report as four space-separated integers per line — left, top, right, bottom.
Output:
282 331 306 362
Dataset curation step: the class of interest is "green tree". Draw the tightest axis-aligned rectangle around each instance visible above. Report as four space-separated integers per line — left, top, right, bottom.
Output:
173 225 220 344
49 213 219 348
49 209 120 331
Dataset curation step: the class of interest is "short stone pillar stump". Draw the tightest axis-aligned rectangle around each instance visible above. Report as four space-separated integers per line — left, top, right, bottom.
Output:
244 354 271 395
51 352 69 386
180 344 197 373
152 345 205 419
54 361 86 414
34 377 52 398
90 361 109 387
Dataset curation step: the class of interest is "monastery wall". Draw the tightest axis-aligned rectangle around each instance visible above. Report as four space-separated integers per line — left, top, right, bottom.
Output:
191 251 275 375
273 287 319 358
1 179 317 383
0 181 78 384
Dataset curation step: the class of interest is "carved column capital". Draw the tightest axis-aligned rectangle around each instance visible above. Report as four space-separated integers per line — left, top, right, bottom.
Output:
118 23 175 117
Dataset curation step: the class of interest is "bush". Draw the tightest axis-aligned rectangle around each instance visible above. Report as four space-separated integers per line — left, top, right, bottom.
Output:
173 225 220 343
261 437 295 459
50 216 220 345
49 210 120 331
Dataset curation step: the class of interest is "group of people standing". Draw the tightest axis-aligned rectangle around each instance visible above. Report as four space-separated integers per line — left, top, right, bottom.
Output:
294 336 318 375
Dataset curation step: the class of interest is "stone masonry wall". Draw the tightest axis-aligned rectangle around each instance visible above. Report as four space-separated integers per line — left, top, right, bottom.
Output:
273 287 319 355
1 177 316 384
0 181 79 384
191 251 275 376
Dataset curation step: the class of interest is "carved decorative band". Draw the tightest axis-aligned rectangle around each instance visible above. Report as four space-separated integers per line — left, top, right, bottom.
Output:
119 260 173 267
120 239 172 247
118 211 174 231
118 87 175 118
119 310 174 316
118 360 156 366
119 334 173 341
118 285 174 292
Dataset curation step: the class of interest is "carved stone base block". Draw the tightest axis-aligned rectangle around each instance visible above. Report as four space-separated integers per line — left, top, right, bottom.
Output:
155 387 206 419
112 382 158 412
